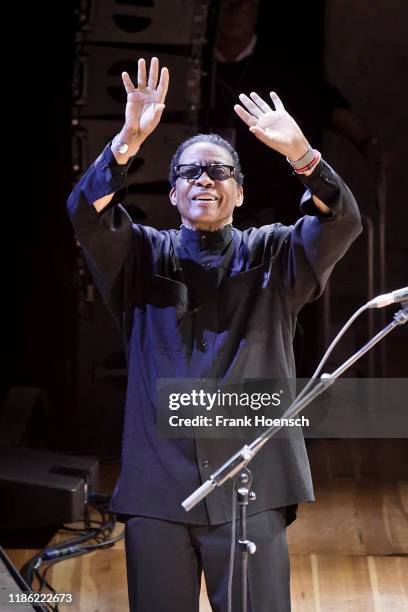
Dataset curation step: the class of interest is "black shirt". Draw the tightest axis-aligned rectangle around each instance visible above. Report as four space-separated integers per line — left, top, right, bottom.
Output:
67 145 362 525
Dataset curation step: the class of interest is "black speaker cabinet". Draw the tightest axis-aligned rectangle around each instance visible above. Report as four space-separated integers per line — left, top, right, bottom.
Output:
0 448 99 528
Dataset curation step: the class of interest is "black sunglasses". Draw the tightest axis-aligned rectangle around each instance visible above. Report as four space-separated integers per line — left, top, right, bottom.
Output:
175 163 236 181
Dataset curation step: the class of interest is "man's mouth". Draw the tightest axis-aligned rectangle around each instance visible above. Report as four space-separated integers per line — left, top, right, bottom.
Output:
192 194 218 201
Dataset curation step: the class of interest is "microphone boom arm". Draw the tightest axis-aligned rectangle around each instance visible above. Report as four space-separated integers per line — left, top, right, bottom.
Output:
182 303 408 512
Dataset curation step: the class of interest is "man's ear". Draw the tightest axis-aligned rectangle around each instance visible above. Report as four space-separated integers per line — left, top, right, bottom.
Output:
169 187 177 206
235 185 244 208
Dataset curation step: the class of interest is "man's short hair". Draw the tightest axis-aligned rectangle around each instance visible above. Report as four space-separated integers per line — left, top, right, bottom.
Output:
169 133 244 187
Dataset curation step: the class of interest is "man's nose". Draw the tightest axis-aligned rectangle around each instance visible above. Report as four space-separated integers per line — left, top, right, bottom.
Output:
194 170 214 185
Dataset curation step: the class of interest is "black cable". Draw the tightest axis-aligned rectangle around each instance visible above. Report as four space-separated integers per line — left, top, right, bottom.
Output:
59 526 88 533
81 529 124 551
35 566 56 595
20 498 120 602
38 549 94 596
38 528 125 591
33 568 59 612
21 526 101 584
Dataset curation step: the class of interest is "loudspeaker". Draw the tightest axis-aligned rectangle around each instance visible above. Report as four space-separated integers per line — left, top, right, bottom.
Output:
74 48 193 115
77 0 198 46
0 448 99 528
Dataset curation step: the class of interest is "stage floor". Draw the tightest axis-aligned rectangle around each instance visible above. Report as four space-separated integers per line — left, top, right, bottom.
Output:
4 440 408 611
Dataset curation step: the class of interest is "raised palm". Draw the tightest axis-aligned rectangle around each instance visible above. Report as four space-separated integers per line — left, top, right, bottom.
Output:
122 57 169 145
234 91 308 160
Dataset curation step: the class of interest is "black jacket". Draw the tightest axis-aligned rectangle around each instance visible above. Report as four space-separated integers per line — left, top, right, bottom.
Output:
67 145 362 525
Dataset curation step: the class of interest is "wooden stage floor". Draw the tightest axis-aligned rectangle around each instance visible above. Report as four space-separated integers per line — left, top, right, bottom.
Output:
4 441 408 611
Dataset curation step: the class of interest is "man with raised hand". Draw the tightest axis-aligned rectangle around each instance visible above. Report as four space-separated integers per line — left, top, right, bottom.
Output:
68 57 361 611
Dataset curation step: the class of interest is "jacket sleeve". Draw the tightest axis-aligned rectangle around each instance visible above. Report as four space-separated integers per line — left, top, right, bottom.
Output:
282 158 363 312
66 144 153 316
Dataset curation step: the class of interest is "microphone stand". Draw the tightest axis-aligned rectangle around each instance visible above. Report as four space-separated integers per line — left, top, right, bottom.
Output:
182 303 408 611
235 468 256 612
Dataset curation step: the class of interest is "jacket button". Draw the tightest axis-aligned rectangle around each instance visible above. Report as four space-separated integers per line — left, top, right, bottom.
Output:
201 460 209 468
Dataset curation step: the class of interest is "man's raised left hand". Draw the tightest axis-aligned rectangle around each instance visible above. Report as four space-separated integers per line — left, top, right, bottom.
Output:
234 91 309 162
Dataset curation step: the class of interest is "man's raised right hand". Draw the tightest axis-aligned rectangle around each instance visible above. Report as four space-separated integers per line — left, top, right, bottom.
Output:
112 57 169 162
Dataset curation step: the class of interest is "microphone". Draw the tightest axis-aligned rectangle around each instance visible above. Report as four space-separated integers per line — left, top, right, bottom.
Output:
367 287 408 308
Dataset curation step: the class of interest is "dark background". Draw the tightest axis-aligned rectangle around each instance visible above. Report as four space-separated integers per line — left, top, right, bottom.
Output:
2 1 407 455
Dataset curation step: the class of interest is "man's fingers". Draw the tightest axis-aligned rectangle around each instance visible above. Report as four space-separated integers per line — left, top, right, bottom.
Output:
234 104 257 127
122 71 136 94
249 92 272 113
147 56 159 89
157 66 169 103
238 93 263 118
270 91 285 111
137 58 147 89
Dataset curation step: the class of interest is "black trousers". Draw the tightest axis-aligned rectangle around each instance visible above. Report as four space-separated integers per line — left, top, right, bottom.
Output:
125 510 291 612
